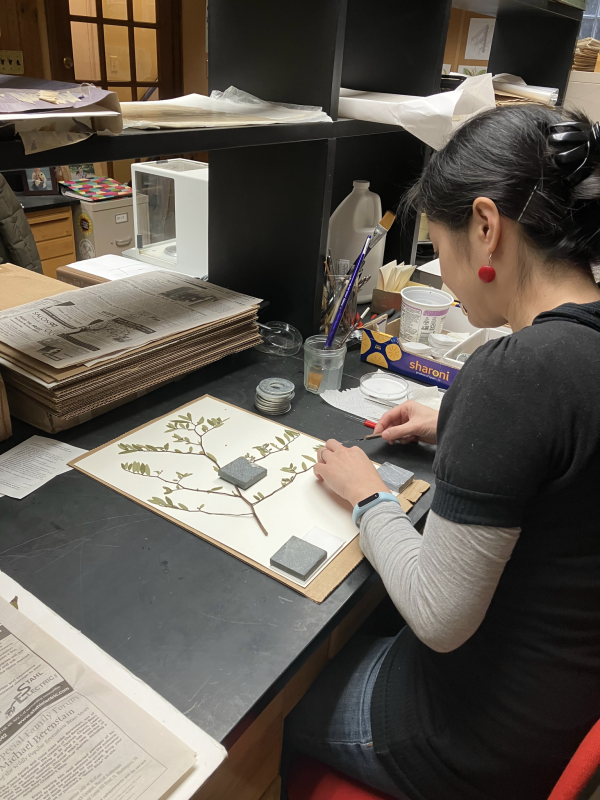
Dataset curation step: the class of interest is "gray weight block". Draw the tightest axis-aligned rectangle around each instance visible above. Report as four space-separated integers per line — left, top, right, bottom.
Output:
270 535 327 581
218 457 267 490
377 462 414 494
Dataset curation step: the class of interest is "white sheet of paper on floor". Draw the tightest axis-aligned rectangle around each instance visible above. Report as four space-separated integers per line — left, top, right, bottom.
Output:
0 435 87 499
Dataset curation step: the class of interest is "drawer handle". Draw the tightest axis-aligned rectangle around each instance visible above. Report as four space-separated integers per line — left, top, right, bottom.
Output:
115 238 132 247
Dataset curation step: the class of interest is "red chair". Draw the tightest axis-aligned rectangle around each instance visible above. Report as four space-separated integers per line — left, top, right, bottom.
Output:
287 754 396 800
288 722 600 800
548 719 600 800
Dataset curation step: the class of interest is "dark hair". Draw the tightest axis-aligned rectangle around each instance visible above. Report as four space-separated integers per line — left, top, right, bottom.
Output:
406 104 600 277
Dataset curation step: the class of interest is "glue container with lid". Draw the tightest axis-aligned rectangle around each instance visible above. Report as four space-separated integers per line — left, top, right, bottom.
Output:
399 286 454 343
428 333 459 359
360 372 409 404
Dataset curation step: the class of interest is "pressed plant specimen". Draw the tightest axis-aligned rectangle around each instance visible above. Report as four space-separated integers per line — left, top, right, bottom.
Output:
118 413 319 536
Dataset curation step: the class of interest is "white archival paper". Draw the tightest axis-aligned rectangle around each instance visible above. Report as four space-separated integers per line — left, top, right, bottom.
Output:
396 73 496 150
321 380 442 422
0 436 86 499
492 73 558 106
338 89 418 125
0 595 197 800
122 86 332 130
66 254 165 281
0 272 261 368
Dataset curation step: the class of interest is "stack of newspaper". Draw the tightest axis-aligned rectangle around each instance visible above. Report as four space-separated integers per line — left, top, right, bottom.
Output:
0 270 262 432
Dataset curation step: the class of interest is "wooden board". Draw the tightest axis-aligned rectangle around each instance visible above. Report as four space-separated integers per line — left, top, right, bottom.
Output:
70 396 429 603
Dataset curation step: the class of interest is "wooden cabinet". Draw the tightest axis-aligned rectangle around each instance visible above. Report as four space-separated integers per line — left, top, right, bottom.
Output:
194 581 387 800
25 206 76 279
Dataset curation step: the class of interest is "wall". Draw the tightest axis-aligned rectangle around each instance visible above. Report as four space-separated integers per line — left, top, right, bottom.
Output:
443 7 495 76
181 0 208 95
0 0 50 78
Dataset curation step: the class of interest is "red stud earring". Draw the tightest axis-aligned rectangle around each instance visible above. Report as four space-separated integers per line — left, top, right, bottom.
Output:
478 254 496 283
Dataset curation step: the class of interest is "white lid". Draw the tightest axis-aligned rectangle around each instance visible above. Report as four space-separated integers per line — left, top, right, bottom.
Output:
429 333 459 347
360 372 408 401
402 341 432 355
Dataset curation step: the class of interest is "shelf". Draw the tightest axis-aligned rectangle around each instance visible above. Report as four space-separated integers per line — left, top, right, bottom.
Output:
0 119 404 170
452 0 583 20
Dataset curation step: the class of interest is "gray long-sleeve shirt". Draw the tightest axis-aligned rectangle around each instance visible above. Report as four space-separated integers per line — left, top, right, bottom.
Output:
360 502 520 653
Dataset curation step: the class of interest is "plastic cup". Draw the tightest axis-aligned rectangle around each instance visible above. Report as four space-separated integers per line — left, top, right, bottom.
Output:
399 286 454 343
304 335 347 394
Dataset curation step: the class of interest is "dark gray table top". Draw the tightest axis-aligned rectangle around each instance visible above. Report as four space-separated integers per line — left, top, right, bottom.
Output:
0 347 436 746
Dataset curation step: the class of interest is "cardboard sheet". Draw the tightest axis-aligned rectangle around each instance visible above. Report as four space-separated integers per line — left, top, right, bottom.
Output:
0 262 76 310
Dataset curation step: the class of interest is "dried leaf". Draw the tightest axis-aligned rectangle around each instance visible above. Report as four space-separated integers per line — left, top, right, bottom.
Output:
178 503 189 511
302 455 316 463
205 453 217 463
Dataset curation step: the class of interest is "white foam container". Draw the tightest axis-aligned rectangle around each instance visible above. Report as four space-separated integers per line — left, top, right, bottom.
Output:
400 286 454 343
442 326 509 368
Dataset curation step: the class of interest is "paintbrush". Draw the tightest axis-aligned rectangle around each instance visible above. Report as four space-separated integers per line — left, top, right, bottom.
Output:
339 433 383 444
324 211 395 350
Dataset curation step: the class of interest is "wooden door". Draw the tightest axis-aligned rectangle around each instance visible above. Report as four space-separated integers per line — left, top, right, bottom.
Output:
45 0 181 101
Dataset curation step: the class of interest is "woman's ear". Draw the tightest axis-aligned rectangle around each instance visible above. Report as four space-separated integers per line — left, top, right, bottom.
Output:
471 197 502 254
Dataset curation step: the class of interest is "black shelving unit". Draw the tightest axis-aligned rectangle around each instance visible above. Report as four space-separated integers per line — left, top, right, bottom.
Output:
1 0 582 336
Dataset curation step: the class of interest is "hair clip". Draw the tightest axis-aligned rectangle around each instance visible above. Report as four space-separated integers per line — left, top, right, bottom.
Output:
548 121 600 184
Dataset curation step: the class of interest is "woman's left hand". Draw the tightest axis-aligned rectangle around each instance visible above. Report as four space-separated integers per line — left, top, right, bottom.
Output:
314 439 389 507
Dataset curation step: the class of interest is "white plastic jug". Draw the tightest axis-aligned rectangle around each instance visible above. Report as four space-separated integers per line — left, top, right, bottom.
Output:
327 180 385 303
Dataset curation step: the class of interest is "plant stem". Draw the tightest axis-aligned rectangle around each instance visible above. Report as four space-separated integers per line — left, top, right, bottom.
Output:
232 487 270 536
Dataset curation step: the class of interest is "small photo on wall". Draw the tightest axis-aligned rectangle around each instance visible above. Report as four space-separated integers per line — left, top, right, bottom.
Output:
68 163 96 180
21 167 59 195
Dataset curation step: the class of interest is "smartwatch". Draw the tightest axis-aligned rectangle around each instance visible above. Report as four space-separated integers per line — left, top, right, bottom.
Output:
352 492 400 527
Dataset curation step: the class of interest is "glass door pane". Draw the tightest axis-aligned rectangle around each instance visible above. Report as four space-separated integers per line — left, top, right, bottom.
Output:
71 21 101 80
69 0 96 16
104 24 131 81
133 0 156 23
137 86 158 100
134 27 157 82
112 86 133 101
103 0 128 20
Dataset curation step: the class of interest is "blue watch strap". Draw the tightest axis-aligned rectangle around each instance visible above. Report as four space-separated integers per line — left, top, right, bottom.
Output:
352 492 400 527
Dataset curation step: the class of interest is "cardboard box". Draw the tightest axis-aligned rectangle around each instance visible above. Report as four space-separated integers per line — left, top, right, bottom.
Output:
565 71 600 122
360 311 510 389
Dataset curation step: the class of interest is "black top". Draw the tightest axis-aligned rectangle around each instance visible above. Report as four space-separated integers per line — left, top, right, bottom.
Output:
372 301 600 800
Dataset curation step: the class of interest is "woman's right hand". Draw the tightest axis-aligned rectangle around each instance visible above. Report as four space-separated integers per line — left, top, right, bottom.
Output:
374 400 439 445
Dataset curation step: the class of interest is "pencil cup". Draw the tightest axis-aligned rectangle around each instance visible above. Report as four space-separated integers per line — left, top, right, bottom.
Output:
304 335 347 394
322 276 358 335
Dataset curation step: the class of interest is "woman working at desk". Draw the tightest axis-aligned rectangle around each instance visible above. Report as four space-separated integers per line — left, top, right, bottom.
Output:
286 105 600 800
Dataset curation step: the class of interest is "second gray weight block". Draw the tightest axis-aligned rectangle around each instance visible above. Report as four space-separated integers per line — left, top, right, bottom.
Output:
270 536 327 581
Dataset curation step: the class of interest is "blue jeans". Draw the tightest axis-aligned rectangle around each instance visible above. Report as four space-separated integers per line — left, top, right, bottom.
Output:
284 634 409 799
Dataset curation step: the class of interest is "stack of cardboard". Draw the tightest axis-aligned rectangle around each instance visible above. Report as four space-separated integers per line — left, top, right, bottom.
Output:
0 265 262 433
573 38 600 72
